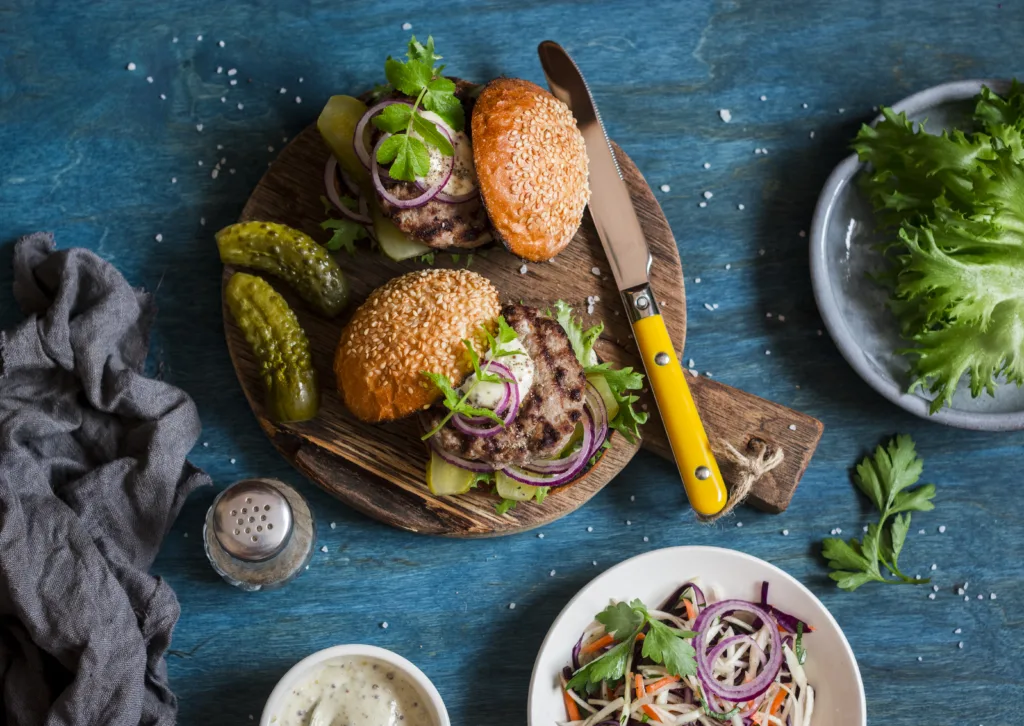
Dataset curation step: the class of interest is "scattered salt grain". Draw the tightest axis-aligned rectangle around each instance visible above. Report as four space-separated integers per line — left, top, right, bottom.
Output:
626 520 632 526
591 266 600 276
958 641 964 649
802 103 808 109
688 359 695 368
146 76 153 84
765 350 771 356
402 22 413 30
932 585 939 592
126 62 136 71
154 233 163 242
320 545 328 553
788 424 797 431
587 526 593 532
197 160 203 166
630 496 635 502
778 315 786 322
229 79 237 86
698 201 707 208
211 169 219 179
268 145 274 152
537 533 544 539
718 109 732 123
759 95 767 101
958 588 965 595
964 596 970 601
227 68 237 76
703 162 710 169
203 442 208 447
954 627 963 634
160 93 166 100
704 303 714 311
919 529 926 535
694 277 701 283
295 96 303 104
196 123 203 132
782 529 789 536
977 594 984 600
279 87 287 94
863 525 869 533
549 570 556 577
330 522 336 530
991 593 997 600
725 263 731 270
218 40 225 48
809 131 816 139
738 204 746 211
660 184 671 192
838 108 845 114
928 593 935 600
519 264 528 274
229 458 236 464
592 561 598 566
816 330 823 336
736 522 743 528
220 97 226 103
196 34 203 41
703 191 713 199
200 217 206 225
938 525 946 533
917 656 923 662
508 603 516 610
930 564 937 571
172 37 178 43
216 66 223 74
237 103 244 110
299 77 304 83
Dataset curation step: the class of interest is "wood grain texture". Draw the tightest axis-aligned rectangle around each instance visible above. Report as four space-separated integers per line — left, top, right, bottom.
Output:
223 125 821 534
3 2 1024 725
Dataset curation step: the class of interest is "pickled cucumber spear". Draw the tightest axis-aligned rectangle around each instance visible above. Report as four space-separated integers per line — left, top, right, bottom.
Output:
225 272 319 423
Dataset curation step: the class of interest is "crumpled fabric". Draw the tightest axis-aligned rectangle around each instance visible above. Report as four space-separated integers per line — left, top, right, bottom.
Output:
0 233 210 726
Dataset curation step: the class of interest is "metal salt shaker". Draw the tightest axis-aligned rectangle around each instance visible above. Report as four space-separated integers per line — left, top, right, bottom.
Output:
204 478 315 591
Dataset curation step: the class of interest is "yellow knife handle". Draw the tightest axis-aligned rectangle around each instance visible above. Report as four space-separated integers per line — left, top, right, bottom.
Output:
633 313 728 516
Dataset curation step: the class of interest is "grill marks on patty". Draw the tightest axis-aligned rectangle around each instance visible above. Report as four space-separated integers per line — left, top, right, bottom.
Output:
427 303 587 467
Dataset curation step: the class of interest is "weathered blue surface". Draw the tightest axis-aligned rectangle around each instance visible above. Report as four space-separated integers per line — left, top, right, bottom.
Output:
2 1 1022 724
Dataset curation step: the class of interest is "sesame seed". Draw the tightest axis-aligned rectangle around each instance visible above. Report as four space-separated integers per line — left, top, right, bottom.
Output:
660 184 671 192
704 303 714 311
321 545 328 553
718 109 732 123
295 96 302 104
126 62 136 71
782 529 789 536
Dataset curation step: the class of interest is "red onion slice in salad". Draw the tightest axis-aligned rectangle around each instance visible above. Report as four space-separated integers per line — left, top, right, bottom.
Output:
693 600 783 703
323 157 372 225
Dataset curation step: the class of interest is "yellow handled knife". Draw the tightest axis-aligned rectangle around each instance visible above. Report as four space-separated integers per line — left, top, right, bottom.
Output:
538 41 727 516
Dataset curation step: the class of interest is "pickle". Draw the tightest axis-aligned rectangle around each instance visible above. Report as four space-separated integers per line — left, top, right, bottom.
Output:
317 95 371 187
225 272 319 423
217 221 350 317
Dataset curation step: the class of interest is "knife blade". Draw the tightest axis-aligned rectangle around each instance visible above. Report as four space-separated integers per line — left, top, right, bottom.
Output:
538 41 728 516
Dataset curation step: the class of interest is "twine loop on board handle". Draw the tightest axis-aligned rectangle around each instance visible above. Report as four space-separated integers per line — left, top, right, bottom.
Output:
698 437 784 523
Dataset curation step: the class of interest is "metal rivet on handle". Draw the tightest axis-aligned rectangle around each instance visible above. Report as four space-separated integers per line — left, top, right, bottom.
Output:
695 466 712 480
655 352 670 366
634 295 650 310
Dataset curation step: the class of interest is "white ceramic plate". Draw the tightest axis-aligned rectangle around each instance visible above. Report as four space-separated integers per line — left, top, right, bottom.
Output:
809 79 1024 430
528 546 865 726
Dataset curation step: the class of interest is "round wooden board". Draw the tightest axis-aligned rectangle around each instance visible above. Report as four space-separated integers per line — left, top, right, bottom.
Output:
222 124 686 537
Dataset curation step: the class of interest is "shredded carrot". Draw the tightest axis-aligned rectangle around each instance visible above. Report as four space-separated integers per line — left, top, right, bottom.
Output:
645 675 680 694
642 705 662 722
770 687 787 714
634 673 644 700
562 688 580 721
777 623 787 633
581 633 614 654
683 598 697 621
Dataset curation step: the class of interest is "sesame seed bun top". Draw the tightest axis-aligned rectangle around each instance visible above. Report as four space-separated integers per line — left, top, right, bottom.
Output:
334 269 501 423
472 78 590 262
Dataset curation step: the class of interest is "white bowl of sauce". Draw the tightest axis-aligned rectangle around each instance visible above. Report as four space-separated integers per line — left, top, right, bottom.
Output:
261 644 449 726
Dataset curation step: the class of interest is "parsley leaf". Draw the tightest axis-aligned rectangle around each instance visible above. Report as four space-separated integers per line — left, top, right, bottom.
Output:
419 252 435 265
411 113 454 156
371 103 413 133
384 57 432 96
822 435 936 590
320 217 367 254
422 77 465 131
642 619 697 678
406 35 443 70
567 636 635 690
597 601 645 638
377 134 430 181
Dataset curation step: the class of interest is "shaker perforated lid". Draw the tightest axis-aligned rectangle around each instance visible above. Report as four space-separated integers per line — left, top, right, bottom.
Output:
212 479 293 561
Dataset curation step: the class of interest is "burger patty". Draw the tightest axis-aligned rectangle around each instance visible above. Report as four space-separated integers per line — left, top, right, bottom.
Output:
371 78 493 250
426 303 587 467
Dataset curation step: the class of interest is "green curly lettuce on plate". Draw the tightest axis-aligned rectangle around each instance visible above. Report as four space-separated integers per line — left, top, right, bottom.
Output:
853 80 1024 412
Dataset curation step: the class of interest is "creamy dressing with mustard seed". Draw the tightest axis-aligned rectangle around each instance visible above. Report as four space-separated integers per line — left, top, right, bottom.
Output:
272 657 434 726
461 338 535 409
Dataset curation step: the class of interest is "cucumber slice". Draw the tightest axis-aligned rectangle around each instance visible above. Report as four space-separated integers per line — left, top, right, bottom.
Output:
371 200 432 261
426 450 475 496
586 372 620 421
495 471 541 501
317 95 370 187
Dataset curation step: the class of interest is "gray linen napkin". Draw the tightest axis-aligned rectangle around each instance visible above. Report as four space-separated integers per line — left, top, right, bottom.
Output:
0 233 210 726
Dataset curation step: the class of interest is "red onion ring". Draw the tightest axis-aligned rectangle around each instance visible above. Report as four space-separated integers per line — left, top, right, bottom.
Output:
451 380 519 438
500 406 596 488
584 381 609 454
458 362 515 423
371 134 452 209
427 436 495 473
352 100 411 170
694 600 783 703
323 157 372 225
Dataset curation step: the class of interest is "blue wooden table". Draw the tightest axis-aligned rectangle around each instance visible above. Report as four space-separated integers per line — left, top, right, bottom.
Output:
2 2 1023 724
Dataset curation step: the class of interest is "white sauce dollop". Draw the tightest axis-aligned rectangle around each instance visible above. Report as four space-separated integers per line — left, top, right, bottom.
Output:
418 110 478 197
272 656 435 726
460 338 534 410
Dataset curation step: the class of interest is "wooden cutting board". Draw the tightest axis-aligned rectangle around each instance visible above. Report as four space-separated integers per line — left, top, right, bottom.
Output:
222 124 823 536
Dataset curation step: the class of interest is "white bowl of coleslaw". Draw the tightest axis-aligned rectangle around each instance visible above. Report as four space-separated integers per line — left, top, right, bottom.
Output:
528 546 865 726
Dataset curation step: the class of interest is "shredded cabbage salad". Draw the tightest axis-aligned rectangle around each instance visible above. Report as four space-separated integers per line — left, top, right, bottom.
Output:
559 579 815 726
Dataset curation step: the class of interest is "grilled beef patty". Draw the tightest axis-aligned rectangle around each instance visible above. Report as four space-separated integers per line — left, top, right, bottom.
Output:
371 79 493 250
426 303 587 467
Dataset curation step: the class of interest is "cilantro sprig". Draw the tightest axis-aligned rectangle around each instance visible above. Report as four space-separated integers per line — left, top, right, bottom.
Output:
567 599 696 691
372 36 464 182
319 196 368 254
822 435 936 591
552 301 649 443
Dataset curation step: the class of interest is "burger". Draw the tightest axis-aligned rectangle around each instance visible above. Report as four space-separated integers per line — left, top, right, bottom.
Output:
317 35 590 263
335 269 647 513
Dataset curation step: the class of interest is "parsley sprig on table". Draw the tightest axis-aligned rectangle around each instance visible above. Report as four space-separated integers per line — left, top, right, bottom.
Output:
822 435 936 591
318 196 368 253
567 600 697 690
420 317 517 439
372 36 465 181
